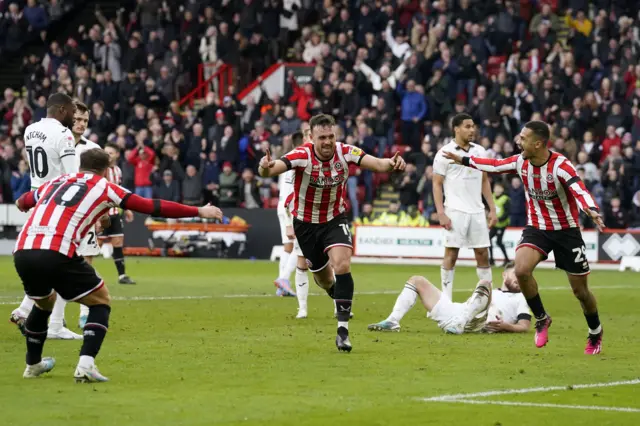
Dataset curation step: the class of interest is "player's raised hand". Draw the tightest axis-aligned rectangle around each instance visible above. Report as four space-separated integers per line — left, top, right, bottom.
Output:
587 209 604 232
442 151 463 164
198 204 223 220
259 148 276 170
388 152 406 171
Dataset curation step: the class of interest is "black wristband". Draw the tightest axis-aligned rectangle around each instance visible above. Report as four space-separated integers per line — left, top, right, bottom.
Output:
462 156 470 166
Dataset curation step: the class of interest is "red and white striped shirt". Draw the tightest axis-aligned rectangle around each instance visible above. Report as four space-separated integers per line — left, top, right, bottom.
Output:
282 142 366 224
464 151 599 230
106 165 123 215
15 173 130 257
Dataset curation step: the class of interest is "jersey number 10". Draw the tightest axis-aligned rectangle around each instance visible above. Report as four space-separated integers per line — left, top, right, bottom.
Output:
26 146 49 179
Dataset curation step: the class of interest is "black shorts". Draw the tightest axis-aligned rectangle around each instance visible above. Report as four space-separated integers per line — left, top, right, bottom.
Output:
517 227 590 275
14 250 104 301
100 214 124 238
293 214 353 272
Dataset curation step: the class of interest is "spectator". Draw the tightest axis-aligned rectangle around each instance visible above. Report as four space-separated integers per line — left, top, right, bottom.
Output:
353 202 375 227
95 33 122 81
239 168 261 209
216 125 239 167
11 159 30 201
154 169 180 202
202 151 220 205
398 79 427 151
398 163 418 210
508 176 527 227
399 205 429 227
182 164 203 206
604 197 627 229
23 0 48 32
219 161 239 208
280 105 302 136
127 144 155 198
374 200 405 226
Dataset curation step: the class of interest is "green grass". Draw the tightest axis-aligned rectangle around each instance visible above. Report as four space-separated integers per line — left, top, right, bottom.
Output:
1 257 639 426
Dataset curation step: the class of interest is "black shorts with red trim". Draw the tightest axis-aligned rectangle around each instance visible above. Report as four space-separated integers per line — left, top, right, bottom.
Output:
517 226 590 275
293 214 353 272
100 214 124 238
14 249 104 301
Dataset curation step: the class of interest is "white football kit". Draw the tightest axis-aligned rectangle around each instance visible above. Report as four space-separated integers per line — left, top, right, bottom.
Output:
277 170 303 256
24 118 77 189
428 288 530 333
433 141 490 248
75 136 102 257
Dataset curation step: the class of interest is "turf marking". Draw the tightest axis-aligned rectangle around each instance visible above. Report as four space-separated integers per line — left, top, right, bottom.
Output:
0 285 637 305
420 378 640 413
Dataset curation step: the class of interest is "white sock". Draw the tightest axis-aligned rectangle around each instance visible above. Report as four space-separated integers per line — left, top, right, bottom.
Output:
80 304 89 317
18 295 34 315
476 266 493 284
295 267 309 310
279 250 297 281
49 296 67 330
78 355 95 369
441 267 455 300
387 283 418 323
589 325 602 335
338 321 349 330
279 251 290 278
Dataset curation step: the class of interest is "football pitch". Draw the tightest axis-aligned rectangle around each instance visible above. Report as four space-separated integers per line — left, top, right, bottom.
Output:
0 257 639 426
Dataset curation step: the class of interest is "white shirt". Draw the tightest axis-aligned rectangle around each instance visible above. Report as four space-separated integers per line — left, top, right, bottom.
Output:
277 169 295 214
24 118 77 189
487 289 531 325
75 136 102 169
433 141 486 214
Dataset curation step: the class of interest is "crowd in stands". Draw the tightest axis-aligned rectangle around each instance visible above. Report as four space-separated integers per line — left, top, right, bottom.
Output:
1 0 640 230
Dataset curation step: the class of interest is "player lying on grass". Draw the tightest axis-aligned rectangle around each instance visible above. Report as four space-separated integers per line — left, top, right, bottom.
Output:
13 148 222 383
368 262 531 334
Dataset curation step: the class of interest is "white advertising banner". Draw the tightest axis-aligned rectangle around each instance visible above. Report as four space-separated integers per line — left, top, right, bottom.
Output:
353 226 599 262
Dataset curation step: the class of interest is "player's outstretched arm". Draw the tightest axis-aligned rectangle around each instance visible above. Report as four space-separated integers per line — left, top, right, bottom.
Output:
15 182 49 212
443 151 519 174
359 152 406 173
258 148 288 178
121 193 223 220
485 317 531 333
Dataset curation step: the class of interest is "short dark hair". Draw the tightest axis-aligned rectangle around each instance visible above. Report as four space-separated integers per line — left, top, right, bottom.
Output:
309 114 336 130
104 142 120 152
451 113 474 130
74 101 89 114
46 93 73 109
524 120 550 143
80 148 111 174
291 131 304 147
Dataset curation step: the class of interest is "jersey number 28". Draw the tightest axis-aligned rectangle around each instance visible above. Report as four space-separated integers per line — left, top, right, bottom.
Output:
26 146 49 179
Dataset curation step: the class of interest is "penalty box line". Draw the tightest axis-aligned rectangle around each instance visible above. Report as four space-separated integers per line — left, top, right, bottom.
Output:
0 284 637 305
419 378 640 414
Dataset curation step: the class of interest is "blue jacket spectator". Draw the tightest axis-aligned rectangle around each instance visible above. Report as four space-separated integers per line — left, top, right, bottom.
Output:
398 80 427 122
23 0 49 31
508 177 527 227
11 161 31 201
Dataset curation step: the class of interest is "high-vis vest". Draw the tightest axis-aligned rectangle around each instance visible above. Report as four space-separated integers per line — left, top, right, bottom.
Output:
399 214 429 227
494 194 510 228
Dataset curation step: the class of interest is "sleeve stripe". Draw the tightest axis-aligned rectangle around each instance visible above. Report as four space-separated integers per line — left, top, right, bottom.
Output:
152 199 161 217
281 158 293 170
60 153 75 158
120 192 131 208
356 153 365 166
517 313 532 322
565 176 580 186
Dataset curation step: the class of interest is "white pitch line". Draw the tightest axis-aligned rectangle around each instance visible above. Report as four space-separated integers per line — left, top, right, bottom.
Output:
0 284 637 306
420 378 640 402
443 399 640 413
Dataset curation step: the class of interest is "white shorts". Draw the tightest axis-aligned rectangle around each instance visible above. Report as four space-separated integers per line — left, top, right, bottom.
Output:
443 208 490 248
278 211 291 245
77 226 101 257
427 292 488 333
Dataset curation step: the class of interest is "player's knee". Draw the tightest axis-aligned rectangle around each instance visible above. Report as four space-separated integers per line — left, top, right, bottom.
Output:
514 263 533 280
408 275 429 290
331 257 351 274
